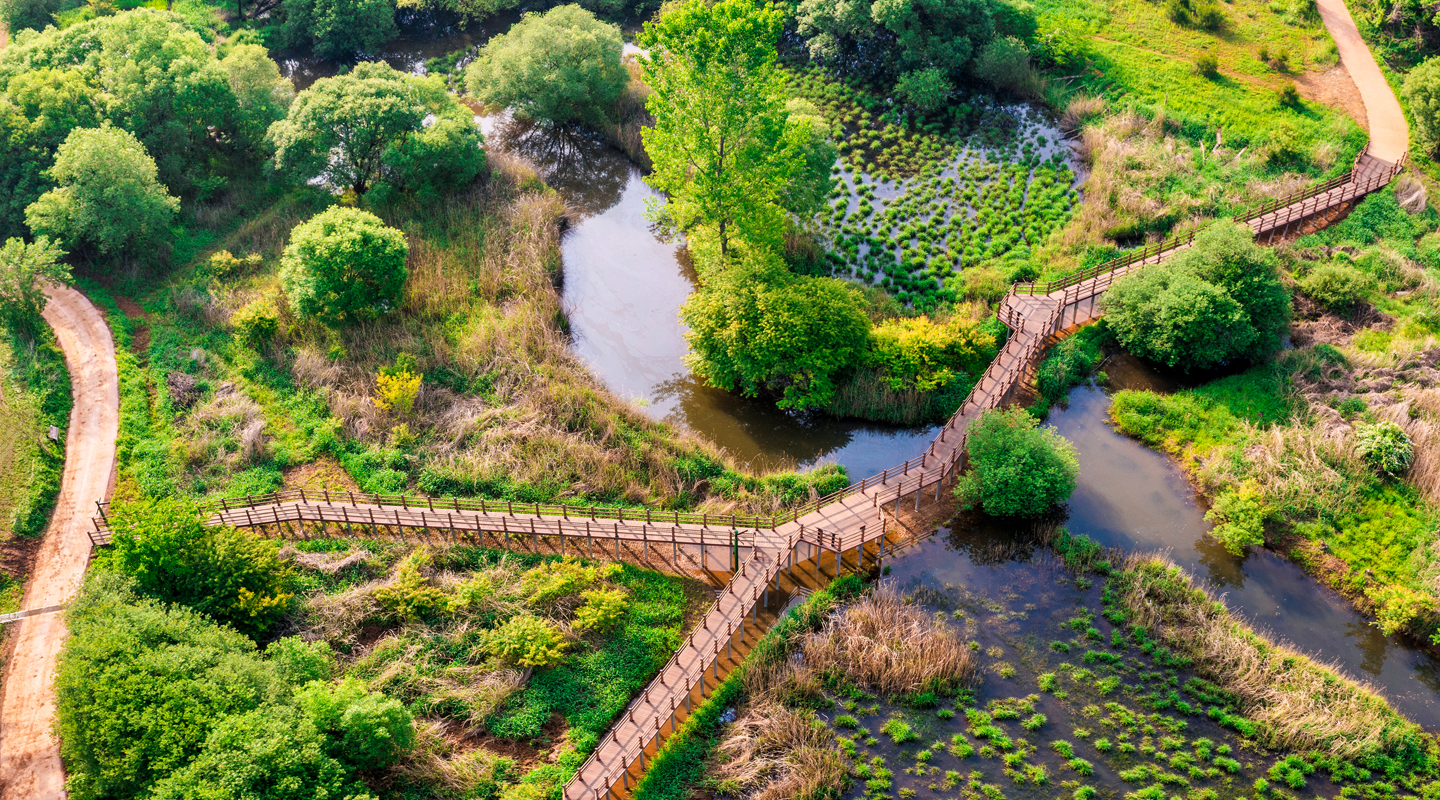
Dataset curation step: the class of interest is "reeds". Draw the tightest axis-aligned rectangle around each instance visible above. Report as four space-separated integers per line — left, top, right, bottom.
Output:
714 700 847 800
800 584 976 696
1114 554 1423 760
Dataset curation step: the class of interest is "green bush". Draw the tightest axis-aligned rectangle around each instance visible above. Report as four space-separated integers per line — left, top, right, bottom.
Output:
956 407 1080 517
231 299 280 348
573 587 629 633
465 5 628 126
1203 484 1267 555
1298 262 1375 314
1194 53 1219 77
488 614 569 668
297 676 416 770
974 35 1035 96
896 67 951 112
1403 56 1440 156
100 497 292 635
266 636 336 685
866 315 995 392
1355 421 1414 475
279 207 408 326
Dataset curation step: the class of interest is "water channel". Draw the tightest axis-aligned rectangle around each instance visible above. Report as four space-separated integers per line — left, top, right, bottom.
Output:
277 27 1440 725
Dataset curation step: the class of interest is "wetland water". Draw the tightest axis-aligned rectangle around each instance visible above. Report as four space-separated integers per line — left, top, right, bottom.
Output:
277 35 1438 724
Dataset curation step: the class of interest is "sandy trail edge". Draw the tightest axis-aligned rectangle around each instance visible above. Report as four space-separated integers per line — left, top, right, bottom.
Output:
0 285 118 800
1318 0 1410 162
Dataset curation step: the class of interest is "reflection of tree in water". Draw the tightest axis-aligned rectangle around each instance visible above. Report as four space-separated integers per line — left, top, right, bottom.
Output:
487 117 631 216
1346 618 1393 678
1193 532 1249 591
937 509 1066 566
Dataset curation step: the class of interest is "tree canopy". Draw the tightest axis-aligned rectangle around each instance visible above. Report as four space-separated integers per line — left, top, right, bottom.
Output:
1102 221 1290 370
0 235 68 331
465 5 628 126
956 407 1080 517
278 0 397 60
1403 56 1440 156
680 249 870 409
796 0 996 85
638 0 818 258
280 206 409 326
268 61 484 197
25 125 179 260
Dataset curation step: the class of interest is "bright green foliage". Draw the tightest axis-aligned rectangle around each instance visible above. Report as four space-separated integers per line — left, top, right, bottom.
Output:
956 407 1080 517
974 35 1035 96
266 637 336 685
1298 262 1375 314
519 557 619 604
796 0 995 81
278 0 397 60
638 0 816 257
1355 421 1415 475
1036 325 1105 406
231 299 280 348
1403 57 1440 156
55 572 287 800
573 587 629 633
1103 222 1289 370
680 250 870 410
777 97 838 218
221 43 296 157
896 67 951 112
268 62 483 197
101 497 292 635
488 614 569 668
147 705 363 800
465 5 627 126
25 126 178 259
372 548 448 621
866 315 995 392
297 676 416 770
0 235 68 330
1204 484 1267 555
1366 584 1437 637
279 207 409 326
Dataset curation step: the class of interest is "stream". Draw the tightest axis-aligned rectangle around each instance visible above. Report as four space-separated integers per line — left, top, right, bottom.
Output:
277 29 1440 726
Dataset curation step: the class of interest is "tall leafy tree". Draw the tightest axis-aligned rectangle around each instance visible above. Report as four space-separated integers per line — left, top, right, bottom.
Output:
25 126 179 260
0 235 68 331
638 0 812 259
796 0 995 83
465 4 629 126
221 43 296 157
279 0 397 60
268 62 483 197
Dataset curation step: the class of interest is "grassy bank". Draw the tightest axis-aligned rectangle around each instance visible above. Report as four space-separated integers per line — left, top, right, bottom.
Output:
1107 190 1440 647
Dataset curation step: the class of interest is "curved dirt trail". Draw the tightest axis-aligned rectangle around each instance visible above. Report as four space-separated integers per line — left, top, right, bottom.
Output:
1318 0 1410 162
0 285 118 800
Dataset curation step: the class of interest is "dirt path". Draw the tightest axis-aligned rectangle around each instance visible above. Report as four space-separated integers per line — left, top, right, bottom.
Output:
1318 0 1410 162
0 285 118 800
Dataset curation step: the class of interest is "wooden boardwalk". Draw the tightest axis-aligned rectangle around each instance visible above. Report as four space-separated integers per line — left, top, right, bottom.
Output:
87 149 1407 800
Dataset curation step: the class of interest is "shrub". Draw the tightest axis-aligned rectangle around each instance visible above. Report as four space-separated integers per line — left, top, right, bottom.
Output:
266 637 336 685
1355 421 1414 475
896 68 951 113
974 36 1036 96
1403 56 1440 156
1276 82 1301 107
1194 53 1219 77
231 299 280 348
280 207 408 326
488 614 569 668
1366 584 1437 637
1167 0 1224 28
573 587 629 633
866 315 996 392
1203 484 1266 555
208 250 265 278
956 407 1080 517
373 366 422 416
372 548 448 621
465 5 628 126
297 676 416 770
1298 262 1375 314
101 497 291 636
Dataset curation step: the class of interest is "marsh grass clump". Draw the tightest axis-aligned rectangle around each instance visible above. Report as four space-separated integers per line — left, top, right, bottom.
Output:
802 584 977 696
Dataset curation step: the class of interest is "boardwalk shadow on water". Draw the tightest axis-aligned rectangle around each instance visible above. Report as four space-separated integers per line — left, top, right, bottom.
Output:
885 365 1440 729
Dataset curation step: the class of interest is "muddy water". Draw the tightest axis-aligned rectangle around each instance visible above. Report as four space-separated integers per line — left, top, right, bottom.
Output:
885 367 1440 729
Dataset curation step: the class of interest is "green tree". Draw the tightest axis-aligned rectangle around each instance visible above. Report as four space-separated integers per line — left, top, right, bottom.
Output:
25 126 179 260
638 0 813 258
1406 58 1440 155
0 235 68 330
1102 221 1289 370
796 0 995 82
681 249 870 409
1204 484 1266 555
974 35 1037 96
101 497 292 635
0 0 70 32
297 677 416 770
279 207 409 326
0 68 103 236
778 98 838 218
222 43 295 157
268 62 482 197
148 706 364 800
279 0 397 60
465 5 628 126
956 407 1080 517
55 571 287 800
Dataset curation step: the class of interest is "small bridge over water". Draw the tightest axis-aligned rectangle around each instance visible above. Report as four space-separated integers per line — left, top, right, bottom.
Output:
90 150 1405 800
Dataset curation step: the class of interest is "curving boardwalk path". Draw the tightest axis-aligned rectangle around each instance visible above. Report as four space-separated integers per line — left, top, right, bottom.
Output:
0 286 119 800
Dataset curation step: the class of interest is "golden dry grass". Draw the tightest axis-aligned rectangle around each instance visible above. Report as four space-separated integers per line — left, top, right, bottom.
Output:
714 700 848 800
1378 387 1440 505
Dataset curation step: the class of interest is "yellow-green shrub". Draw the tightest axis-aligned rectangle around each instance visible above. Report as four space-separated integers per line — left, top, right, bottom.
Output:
866 316 995 392
573 587 628 633
488 615 568 668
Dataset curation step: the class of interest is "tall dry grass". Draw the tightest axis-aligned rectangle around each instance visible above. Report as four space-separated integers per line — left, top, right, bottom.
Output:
598 60 653 170
1378 386 1440 505
800 584 976 696
1199 421 1371 521
714 701 847 800
1115 554 1423 760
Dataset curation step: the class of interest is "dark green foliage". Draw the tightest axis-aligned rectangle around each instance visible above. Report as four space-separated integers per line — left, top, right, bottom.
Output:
99 496 292 635
1036 324 1108 407
1103 221 1290 371
956 407 1080 517
0 0 74 32
55 572 287 800
796 0 996 83
1166 0 1224 29
278 0 397 59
